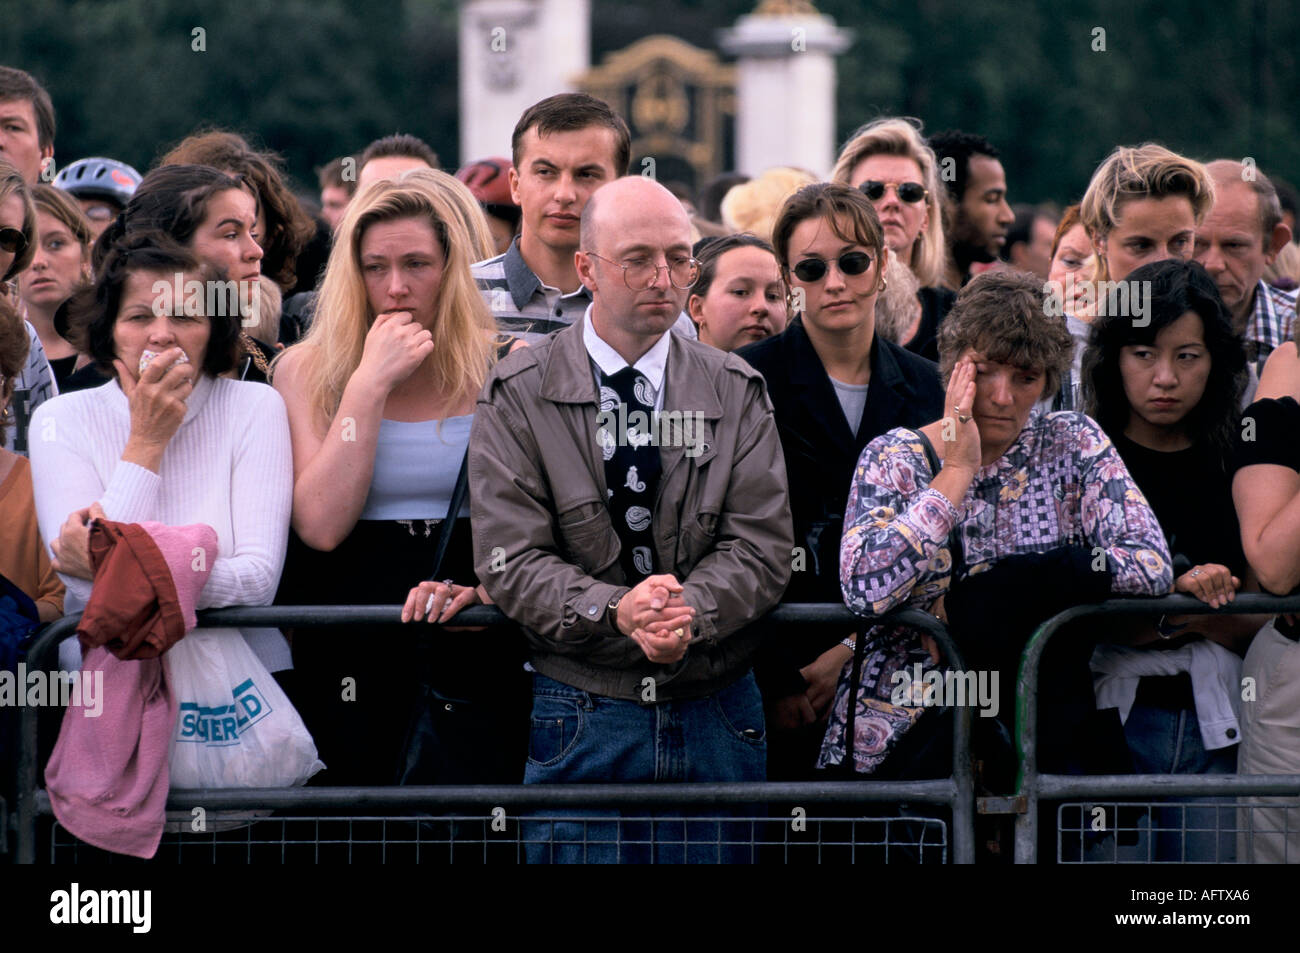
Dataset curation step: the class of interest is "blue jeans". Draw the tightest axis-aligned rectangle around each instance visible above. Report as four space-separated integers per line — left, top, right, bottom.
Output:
522 670 766 863
1080 697 1237 862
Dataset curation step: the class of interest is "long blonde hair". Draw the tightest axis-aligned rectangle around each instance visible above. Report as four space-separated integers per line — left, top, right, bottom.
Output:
831 117 948 288
277 176 498 425
400 168 497 263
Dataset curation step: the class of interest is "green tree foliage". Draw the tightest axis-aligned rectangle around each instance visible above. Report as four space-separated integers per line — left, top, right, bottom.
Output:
3 0 1297 204
0 0 456 194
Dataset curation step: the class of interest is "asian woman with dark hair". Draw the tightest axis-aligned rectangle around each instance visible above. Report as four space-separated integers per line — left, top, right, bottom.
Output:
1083 257 1269 860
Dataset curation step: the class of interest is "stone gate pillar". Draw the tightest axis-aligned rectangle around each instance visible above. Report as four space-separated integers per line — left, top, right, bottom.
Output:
459 0 591 165
718 1 851 177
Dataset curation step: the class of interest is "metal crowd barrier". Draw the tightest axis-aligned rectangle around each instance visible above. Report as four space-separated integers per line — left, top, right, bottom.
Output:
1012 593 1300 863
12 604 975 864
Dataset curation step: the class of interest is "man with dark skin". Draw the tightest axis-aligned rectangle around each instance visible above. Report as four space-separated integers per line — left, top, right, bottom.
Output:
930 130 1014 288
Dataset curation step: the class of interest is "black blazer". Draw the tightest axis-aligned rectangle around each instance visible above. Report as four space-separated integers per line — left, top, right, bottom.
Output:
738 317 945 693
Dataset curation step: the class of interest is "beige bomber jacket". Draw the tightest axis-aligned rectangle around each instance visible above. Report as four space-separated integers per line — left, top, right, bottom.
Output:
469 317 794 702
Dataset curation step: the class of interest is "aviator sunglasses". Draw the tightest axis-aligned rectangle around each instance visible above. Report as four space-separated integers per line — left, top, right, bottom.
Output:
791 251 873 283
859 180 928 204
0 227 27 256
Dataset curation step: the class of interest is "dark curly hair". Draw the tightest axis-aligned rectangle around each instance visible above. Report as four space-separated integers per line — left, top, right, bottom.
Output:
91 164 248 273
76 232 241 377
1082 258 1246 466
159 130 316 291
937 268 1074 400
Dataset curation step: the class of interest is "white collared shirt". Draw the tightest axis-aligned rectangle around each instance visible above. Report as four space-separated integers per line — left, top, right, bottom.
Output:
581 305 669 412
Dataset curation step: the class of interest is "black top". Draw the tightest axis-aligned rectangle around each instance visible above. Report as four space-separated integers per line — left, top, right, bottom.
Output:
1112 432 1245 577
903 286 957 363
47 355 77 392
59 361 111 393
738 317 945 695
1236 397 1300 472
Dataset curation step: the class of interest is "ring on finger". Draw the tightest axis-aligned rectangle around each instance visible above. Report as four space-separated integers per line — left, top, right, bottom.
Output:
953 406 972 424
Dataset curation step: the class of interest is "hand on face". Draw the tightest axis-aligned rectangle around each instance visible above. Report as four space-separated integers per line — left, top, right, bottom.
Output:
965 350 1045 462
356 216 445 391
114 347 196 450
356 310 435 394
941 356 982 473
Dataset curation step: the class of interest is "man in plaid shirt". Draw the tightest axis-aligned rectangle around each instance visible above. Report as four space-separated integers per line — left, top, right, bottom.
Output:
1196 160 1296 370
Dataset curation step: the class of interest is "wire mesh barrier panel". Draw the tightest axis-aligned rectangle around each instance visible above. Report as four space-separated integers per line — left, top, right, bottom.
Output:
47 810 949 864
1013 594 1300 864
1058 801 1238 863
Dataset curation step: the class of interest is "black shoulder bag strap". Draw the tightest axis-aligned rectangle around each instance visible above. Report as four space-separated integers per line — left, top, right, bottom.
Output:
427 450 470 582
426 337 510 581
841 428 959 775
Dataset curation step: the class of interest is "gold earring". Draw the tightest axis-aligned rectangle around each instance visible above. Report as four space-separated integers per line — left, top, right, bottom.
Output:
878 276 888 293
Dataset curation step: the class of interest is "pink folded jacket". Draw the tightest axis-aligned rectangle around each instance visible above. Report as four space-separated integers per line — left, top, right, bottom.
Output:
45 519 215 859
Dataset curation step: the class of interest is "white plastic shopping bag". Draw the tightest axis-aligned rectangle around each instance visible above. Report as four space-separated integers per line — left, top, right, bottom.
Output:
166 629 325 788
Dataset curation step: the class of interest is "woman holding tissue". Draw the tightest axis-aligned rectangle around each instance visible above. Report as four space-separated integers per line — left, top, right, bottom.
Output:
31 234 294 669
272 175 527 787
96 164 279 383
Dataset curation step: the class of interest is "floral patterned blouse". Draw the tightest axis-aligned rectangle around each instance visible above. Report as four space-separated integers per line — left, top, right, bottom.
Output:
840 410 1174 618
820 410 1173 774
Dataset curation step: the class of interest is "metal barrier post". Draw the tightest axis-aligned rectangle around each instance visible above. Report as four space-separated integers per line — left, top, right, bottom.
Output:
14 616 79 864
1013 593 1300 864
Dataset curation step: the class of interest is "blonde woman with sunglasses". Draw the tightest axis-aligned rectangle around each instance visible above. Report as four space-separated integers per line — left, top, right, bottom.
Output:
832 117 955 359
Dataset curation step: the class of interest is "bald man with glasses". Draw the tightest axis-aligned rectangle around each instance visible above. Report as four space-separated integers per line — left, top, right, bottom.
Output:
469 176 793 862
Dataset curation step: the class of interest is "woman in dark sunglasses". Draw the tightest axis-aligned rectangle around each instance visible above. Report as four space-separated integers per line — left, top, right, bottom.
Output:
737 182 944 779
831 117 955 360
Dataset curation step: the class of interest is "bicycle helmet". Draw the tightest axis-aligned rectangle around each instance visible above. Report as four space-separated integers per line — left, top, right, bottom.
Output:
53 157 143 209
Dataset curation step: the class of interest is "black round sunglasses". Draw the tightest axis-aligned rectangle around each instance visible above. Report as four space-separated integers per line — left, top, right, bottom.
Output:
791 251 873 283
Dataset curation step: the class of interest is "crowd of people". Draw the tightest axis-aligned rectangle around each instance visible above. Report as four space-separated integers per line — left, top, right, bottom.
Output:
2 60 1300 863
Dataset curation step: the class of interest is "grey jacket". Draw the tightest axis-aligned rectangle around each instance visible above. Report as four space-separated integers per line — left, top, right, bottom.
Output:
470 316 793 701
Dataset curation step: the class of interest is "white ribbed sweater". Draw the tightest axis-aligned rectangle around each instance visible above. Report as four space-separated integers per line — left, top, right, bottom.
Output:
29 375 293 669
